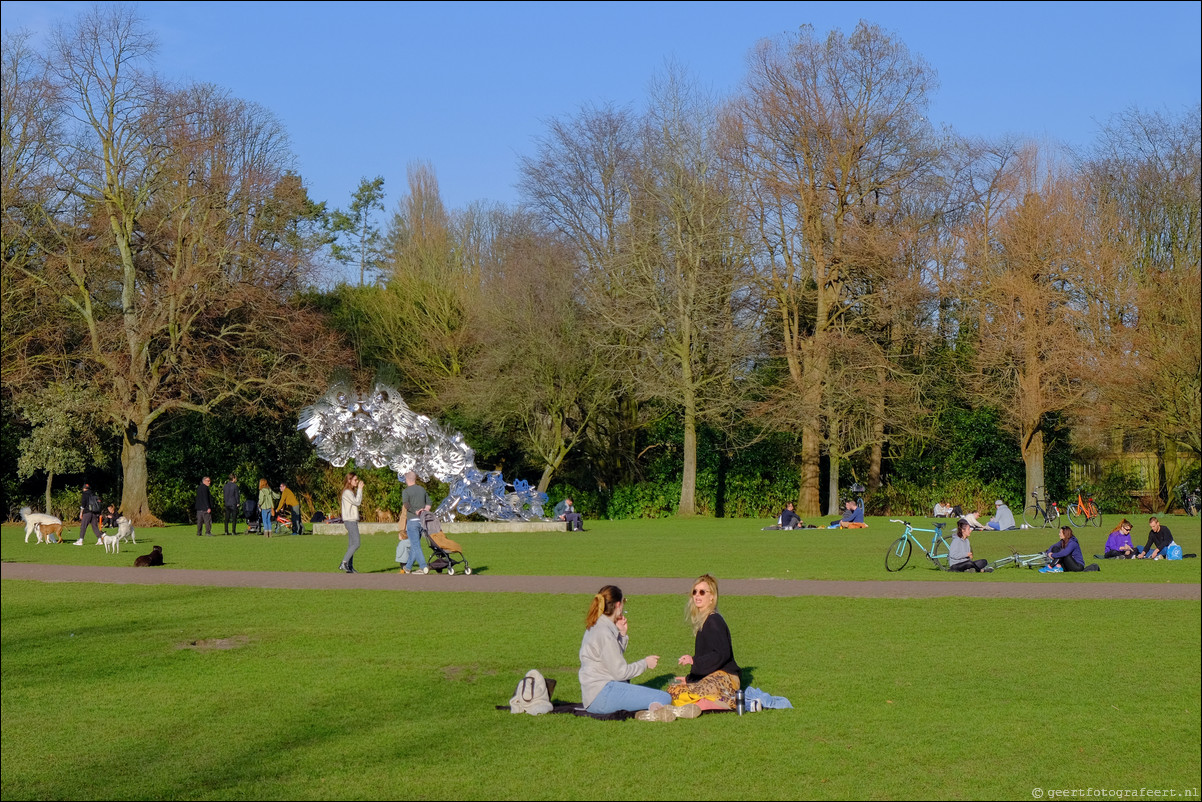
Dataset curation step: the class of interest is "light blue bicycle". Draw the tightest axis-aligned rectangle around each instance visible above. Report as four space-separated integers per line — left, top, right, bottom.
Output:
884 519 952 572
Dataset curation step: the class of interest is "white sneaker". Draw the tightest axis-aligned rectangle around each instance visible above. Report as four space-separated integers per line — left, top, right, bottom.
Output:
73 539 84 546
420 566 429 574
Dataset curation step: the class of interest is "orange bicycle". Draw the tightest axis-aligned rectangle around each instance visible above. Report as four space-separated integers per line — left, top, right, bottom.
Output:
1065 487 1101 528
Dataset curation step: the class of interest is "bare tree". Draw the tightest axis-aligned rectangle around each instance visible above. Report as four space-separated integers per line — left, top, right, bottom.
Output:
4 9 345 522
595 67 757 515
960 147 1093 501
732 21 939 514
452 224 613 491
518 104 646 487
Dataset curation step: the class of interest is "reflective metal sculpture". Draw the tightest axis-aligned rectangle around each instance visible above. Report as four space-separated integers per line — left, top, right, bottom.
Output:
297 379 547 521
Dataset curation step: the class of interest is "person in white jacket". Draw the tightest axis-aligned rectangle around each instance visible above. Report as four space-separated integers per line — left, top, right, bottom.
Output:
578 585 676 717
338 474 364 574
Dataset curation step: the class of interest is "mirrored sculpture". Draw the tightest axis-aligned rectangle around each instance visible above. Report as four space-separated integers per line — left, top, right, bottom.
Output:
298 379 547 521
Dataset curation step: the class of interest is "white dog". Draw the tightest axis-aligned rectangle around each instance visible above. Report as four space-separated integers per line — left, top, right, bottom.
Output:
20 507 63 544
98 533 120 554
116 516 137 545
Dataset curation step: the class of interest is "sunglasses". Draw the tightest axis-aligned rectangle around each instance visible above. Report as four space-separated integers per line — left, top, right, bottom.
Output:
692 588 709 596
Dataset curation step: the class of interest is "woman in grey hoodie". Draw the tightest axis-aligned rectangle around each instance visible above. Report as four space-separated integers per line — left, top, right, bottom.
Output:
578 586 670 715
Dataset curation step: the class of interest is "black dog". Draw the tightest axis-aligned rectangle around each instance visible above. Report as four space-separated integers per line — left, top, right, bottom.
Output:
133 545 164 567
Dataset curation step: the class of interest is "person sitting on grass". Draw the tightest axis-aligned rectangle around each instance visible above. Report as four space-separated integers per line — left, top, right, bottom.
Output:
778 502 802 530
962 509 989 531
827 499 866 529
1136 517 1174 560
948 518 993 573
985 499 1017 531
666 574 740 713
578 585 678 718
933 500 954 518
1103 519 1141 559
1041 526 1087 573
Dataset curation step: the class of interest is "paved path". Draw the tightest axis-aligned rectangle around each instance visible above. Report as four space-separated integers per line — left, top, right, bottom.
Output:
3 563 1198 600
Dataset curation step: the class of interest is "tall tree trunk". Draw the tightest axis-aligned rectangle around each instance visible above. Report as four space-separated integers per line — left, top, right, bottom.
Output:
120 419 160 525
44 471 54 518
1021 425 1045 510
679 404 697 516
799 425 821 516
827 453 840 517
868 366 886 494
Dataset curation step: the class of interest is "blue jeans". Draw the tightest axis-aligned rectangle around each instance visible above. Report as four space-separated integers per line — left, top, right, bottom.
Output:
586 681 671 714
403 518 427 571
261 509 273 533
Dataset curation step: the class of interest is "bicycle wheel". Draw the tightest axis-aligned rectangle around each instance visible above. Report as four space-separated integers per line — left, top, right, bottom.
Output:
1023 504 1042 528
1066 506 1084 528
1087 502 1101 526
885 537 912 572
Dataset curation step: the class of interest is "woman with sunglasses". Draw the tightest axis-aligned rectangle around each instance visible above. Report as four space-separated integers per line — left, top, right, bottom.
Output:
578 585 672 715
668 574 741 710
1103 519 1140 559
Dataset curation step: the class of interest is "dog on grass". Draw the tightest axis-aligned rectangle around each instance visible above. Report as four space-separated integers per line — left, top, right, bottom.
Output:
20 506 63 544
115 516 137 545
133 545 163 567
36 522 64 544
375 508 393 523
98 532 120 554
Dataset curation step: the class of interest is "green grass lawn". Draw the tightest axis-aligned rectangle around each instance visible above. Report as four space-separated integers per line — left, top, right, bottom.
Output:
1 581 1198 801
4 514 1199 583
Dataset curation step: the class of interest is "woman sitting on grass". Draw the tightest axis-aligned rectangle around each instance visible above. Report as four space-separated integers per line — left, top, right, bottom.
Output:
1103 519 1140 559
668 574 742 711
948 518 993 572
578 585 671 716
1041 526 1086 573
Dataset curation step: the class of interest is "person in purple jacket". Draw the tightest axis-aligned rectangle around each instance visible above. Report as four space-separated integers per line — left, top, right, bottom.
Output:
1041 526 1085 572
1103 519 1140 559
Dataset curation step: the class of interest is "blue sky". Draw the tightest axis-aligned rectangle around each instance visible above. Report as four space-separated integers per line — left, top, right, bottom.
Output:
4 1 1200 230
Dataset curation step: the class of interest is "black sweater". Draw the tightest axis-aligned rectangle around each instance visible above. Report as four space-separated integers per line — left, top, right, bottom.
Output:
687 612 741 682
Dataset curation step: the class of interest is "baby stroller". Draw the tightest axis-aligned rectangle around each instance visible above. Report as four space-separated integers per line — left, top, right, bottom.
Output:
420 511 471 575
243 498 260 534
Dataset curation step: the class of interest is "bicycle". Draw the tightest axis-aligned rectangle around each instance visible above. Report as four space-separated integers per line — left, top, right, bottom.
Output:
988 548 1051 571
1065 487 1101 528
884 519 952 572
1022 487 1061 529
1175 483 1199 517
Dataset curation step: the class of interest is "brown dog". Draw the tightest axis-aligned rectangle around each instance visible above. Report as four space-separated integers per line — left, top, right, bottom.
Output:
375 508 393 523
37 523 64 544
133 545 164 567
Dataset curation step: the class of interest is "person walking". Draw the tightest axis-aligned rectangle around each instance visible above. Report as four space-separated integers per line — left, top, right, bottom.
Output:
400 472 430 574
222 474 241 535
195 477 214 537
339 473 364 573
75 482 103 546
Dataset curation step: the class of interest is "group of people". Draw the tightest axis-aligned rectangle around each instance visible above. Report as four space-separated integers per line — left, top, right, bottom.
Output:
945 500 1017 531
579 574 741 721
1099 517 1178 561
194 475 302 537
334 470 434 575
946 515 1182 574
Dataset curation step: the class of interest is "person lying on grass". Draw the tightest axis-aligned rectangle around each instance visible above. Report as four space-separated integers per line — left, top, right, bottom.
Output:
578 585 672 716
948 518 993 573
667 574 741 712
1103 519 1140 559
